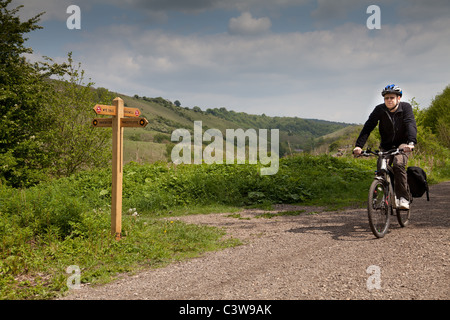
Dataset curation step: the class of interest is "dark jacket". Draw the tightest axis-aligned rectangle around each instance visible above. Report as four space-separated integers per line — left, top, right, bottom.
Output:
355 102 417 150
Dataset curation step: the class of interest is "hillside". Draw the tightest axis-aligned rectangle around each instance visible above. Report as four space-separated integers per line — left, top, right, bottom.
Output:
111 93 356 163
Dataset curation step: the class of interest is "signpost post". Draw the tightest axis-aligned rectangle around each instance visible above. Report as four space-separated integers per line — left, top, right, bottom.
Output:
111 97 124 241
92 97 148 240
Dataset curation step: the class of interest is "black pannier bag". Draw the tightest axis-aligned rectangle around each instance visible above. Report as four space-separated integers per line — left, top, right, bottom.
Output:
407 166 430 201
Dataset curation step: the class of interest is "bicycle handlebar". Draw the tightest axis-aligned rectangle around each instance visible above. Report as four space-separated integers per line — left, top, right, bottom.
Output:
356 148 405 158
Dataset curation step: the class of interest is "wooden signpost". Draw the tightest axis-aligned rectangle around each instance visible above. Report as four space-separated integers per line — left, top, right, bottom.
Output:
92 97 148 240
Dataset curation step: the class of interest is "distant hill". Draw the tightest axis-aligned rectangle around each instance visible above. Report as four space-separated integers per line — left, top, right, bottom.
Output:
107 93 357 163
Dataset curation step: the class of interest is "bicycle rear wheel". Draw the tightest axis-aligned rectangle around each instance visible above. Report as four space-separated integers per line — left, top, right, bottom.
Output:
368 179 391 238
396 190 412 227
396 208 410 227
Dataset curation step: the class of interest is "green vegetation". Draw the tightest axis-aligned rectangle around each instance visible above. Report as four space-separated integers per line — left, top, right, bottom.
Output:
0 154 376 299
410 92 450 182
122 94 354 162
202 106 350 149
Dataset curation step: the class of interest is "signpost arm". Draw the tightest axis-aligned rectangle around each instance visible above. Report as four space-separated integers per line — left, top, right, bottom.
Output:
111 97 124 239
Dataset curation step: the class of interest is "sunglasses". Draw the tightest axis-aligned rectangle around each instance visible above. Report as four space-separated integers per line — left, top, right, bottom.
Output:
384 96 397 100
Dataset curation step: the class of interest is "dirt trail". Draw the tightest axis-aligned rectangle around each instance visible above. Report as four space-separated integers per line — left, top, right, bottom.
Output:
61 181 450 300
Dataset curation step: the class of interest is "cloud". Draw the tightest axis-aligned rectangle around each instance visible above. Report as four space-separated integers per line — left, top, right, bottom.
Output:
121 0 309 14
228 12 272 35
62 12 450 123
310 0 450 26
20 1 450 123
12 0 77 22
121 0 221 14
397 0 450 21
16 0 450 26
311 0 366 20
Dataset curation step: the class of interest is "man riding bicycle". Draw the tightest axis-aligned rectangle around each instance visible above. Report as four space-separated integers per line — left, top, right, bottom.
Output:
353 84 418 210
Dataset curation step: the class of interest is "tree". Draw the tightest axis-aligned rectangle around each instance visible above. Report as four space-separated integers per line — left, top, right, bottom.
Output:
174 100 181 107
40 53 113 178
0 0 51 186
0 1 113 186
421 85 450 148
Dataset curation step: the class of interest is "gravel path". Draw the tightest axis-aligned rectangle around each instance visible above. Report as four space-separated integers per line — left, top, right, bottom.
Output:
61 181 450 300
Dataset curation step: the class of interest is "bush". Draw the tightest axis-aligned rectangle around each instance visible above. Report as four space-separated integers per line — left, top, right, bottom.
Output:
153 133 170 143
120 154 375 212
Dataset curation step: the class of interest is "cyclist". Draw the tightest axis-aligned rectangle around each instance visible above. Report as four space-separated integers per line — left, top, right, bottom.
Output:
353 84 417 209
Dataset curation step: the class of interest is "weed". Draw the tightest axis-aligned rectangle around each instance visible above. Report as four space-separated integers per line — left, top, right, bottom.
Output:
255 210 307 219
226 214 251 220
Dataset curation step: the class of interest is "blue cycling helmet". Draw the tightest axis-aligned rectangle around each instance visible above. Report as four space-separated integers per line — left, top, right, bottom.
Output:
382 84 402 97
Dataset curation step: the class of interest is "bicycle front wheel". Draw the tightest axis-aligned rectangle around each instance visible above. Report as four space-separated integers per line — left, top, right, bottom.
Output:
368 179 391 238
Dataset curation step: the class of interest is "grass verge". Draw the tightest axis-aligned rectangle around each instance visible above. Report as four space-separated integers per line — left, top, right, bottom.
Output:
0 210 240 300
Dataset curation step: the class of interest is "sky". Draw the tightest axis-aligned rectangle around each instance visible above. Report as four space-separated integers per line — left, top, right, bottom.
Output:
13 0 450 124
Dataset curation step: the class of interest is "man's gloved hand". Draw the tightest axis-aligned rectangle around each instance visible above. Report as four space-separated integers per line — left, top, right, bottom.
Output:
403 144 415 153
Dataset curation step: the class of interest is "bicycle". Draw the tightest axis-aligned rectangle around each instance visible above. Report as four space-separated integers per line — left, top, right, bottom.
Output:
359 148 412 238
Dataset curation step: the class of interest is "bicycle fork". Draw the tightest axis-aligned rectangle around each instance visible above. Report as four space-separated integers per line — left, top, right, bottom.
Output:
374 176 397 213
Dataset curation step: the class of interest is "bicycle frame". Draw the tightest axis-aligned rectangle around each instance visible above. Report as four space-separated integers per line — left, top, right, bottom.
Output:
362 148 403 209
